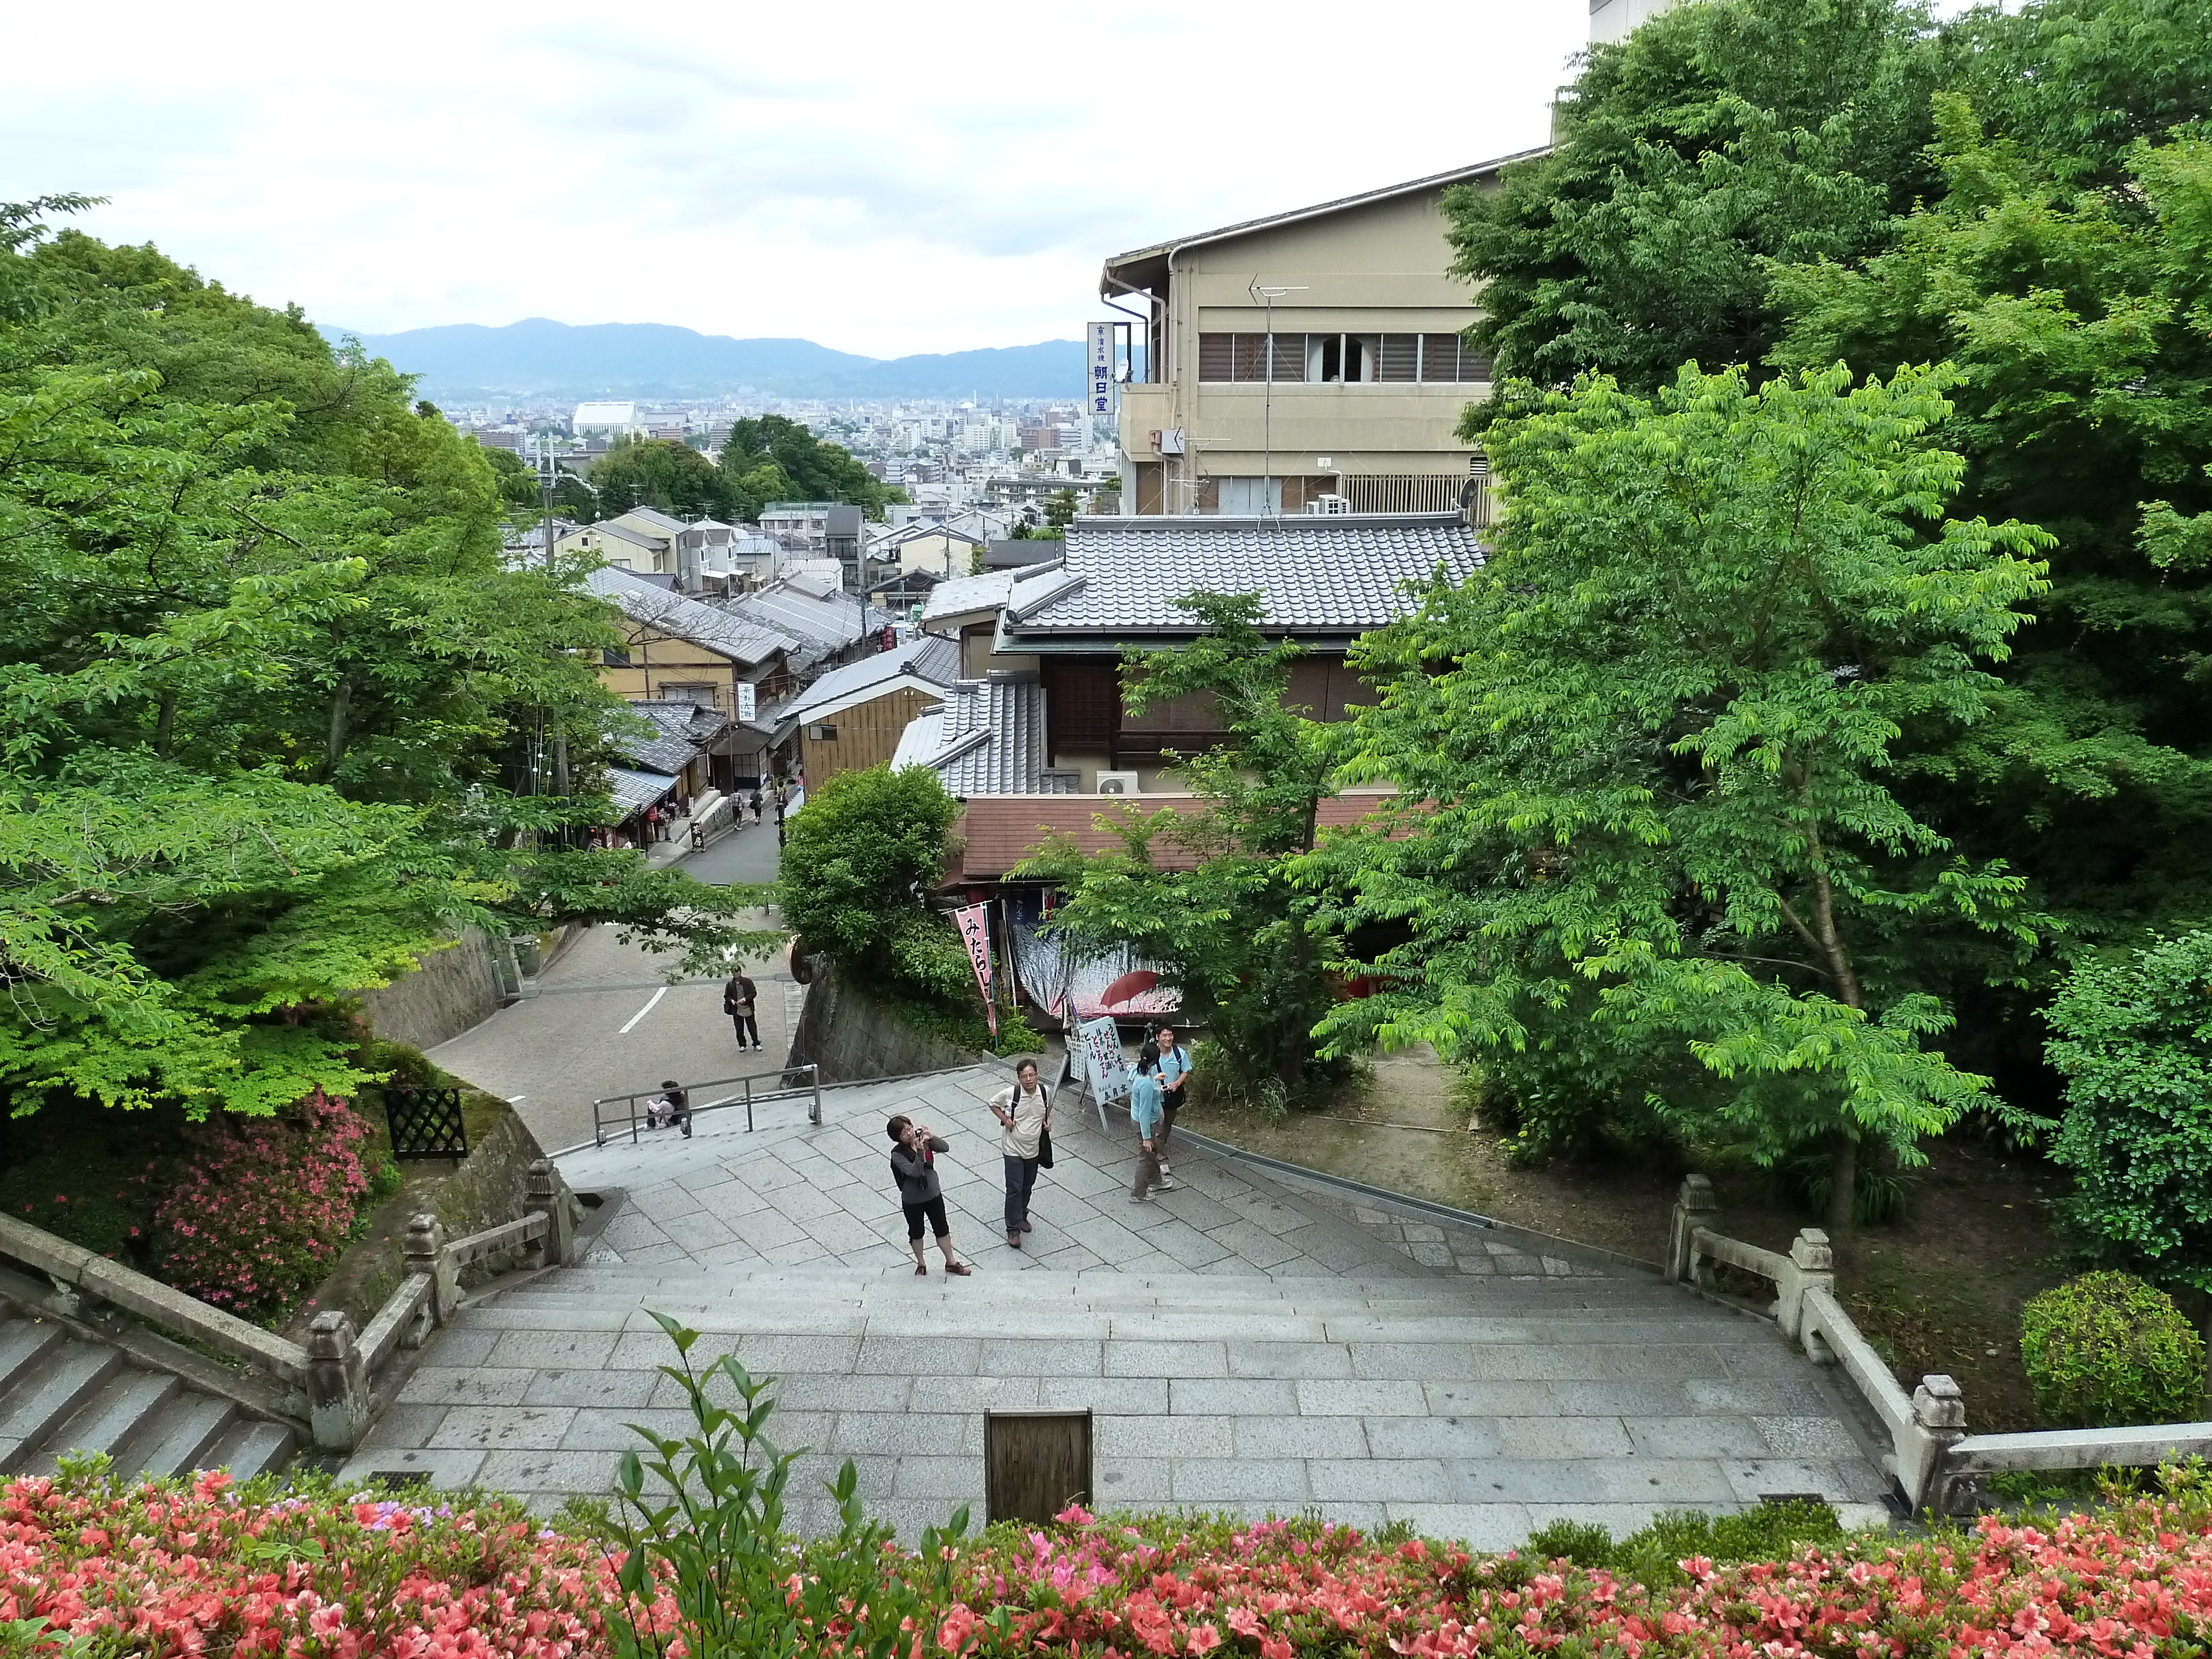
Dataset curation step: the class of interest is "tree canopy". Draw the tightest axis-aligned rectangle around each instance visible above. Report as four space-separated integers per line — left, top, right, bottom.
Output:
717 414 901 521
0 204 768 1120
1314 363 2051 1235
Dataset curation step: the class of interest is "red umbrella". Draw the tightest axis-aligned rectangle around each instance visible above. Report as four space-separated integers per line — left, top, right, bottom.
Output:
1100 968 1161 1008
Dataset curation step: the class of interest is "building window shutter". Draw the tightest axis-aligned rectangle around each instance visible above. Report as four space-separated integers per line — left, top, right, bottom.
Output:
1270 333 1307 382
1379 334 1420 382
1420 335 1459 382
1198 334 1233 382
1232 333 1270 382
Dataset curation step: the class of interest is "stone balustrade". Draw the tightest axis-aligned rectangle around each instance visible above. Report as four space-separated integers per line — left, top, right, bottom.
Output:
0 1158 577 1457
1666 1173 2212 1514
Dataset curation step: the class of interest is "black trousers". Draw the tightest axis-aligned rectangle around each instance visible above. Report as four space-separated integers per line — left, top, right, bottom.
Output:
903 1196 950 1240
731 1013 760 1047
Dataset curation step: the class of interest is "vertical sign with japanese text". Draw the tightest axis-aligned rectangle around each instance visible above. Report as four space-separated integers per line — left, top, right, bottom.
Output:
1077 1016 1131 1105
952 902 997 1035
736 681 757 724
1088 322 1115 423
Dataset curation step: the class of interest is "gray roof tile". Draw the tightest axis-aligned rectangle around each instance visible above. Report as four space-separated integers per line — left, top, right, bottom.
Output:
1001 513 1481 640
891 677 1063 797
586 566 794 666
781 634 960 724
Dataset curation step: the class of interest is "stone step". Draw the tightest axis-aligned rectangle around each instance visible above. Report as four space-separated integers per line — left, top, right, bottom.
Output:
0 1314 68 1397
205 1418 296 1480
0 1338 123 1472
125 1393 239 1480
25 1366 183 1473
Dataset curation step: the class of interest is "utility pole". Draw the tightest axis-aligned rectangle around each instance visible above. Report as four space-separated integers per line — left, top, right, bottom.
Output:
534 432 572 812
1250 279 1306 518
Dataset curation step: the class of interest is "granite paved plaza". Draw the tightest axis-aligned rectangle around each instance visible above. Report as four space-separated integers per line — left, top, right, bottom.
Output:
343 1066 1892 1545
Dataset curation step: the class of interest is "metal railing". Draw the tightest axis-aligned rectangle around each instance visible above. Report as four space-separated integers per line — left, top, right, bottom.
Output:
1666 1173 2212 1514
591 1061 825 1146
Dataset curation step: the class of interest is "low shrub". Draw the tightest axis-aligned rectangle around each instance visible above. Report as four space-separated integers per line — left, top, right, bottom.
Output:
2021 1270 2207 1427
0 1147 152 1261
152 1089 376 1324
1526 1498 1843 1588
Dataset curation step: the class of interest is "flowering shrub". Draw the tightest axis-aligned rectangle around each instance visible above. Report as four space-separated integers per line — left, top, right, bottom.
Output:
152 1089 375 1322
0 1467 682 1658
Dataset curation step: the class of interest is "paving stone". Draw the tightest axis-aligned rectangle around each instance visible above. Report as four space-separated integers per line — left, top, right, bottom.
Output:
1040 1376 1173 1414
979 1338 1104 1375
1168 1377 1301 1416
1295 1379 1428 1416
1385 1503 1535 1550
1754 1416 1868 1459
358 1402 448 1451
1097 1414 1236 1459
1105 1340 1229 1378
1171 1459 1312 1503
890 1455 985 1499
1490 1415 1636 1460
399 1368 537 1406
1625 1416 1774 1458
1232 1416 1368 1459
831 1412 976 1457
1720 1458 1886 1505
429 1405 580 1451
1362 1416 1505 1460
557 1406 703 1449
485 1329 622 1370
1310 1458 1454 1502
1094 1458 1173 1503
339 1447 487 1490
474 1448 623 1495
908 1375 1044 1414
733 1333 865 1373
519 1368 665 1408
855 1337 984 1375
1228 1341 1356 1379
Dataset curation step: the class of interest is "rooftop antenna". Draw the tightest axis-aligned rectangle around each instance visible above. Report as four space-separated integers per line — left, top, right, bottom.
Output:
1250 279 1306 519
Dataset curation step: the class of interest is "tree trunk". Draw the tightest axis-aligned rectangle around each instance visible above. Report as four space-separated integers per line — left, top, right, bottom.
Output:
154 691 176 760
326 677 353 778
1825 1128 1858 1243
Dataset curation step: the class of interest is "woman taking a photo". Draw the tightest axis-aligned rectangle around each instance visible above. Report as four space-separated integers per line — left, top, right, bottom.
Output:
886 1114 971 1276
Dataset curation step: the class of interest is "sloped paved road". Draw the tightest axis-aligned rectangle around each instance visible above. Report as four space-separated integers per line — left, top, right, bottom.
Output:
345 1068 1890 1545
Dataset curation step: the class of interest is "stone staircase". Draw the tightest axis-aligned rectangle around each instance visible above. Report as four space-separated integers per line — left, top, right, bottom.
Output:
0 1301 294 1480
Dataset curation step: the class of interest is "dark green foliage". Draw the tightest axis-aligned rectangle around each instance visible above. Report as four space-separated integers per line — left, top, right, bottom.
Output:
1526 1500 1844 1587
591 436 729 520
2020 1271 2208 1427
2044 931 2212 1287
716 414 901 523
1446 0 1949 401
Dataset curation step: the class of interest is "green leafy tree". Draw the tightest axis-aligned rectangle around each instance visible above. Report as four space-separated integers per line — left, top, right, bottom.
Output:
775 765 971 1005
716 414 902 520
0 201 770 1119
1771 74 2212 939
2043 931 2212 1288
1316 363 2051 1236
1444 0 1950 403
1019 593 1347 1106
591 435 732 520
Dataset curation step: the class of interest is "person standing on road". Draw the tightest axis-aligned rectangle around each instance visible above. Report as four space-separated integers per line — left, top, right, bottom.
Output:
724 968 763 1052
1150 1022 1193 1178
886 1115 970 1276
988 1058 1051 1249
748 785 764 824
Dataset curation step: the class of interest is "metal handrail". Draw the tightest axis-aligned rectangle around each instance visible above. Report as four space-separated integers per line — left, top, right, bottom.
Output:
591 1061 825 1146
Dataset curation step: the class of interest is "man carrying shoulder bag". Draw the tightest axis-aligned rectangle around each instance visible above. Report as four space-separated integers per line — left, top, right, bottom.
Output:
724 969 761 1052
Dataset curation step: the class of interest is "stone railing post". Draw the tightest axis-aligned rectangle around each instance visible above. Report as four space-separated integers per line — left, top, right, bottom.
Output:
525 1160 575 1270
404 1213 459 1327
306 1310 371 1452
1905 1373 1970 1514
1666 1174 1719 1283
1776 1227 1835 1344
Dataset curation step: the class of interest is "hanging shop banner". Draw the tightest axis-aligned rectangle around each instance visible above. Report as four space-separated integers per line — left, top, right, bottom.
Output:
1088 321 1115 418
952 902 997 1035
736 681 757 723
1077 1015 1132 1105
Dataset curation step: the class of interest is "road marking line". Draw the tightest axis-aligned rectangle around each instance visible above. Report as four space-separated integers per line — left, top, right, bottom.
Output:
618 987 667 1034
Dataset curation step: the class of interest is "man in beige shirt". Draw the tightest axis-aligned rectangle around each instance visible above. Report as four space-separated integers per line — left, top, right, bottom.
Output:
988 1058 1053 1249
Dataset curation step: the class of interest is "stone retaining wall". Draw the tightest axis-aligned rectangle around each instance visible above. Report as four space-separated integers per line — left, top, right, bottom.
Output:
355 928 507 1050
785 968 992 1083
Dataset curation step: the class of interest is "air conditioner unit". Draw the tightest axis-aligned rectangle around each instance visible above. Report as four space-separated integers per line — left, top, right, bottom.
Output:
1094 771 1141 796
1304 494 1351 515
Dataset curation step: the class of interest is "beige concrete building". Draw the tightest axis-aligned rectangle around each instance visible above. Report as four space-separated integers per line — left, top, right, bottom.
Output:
1099 154 1542 517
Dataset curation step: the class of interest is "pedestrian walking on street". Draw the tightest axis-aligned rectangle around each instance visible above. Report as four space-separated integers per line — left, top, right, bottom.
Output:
886 1115 970 1276
1150 1022 1193 1177
1127 1062 1174 1201
748 785 763 824
723 967 763 1052
988 1058 1051 1248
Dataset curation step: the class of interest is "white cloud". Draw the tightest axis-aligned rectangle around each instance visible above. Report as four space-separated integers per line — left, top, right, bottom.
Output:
2 0 1583 357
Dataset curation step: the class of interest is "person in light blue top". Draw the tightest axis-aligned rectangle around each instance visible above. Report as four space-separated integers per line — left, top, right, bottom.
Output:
1127 1063 1176 1201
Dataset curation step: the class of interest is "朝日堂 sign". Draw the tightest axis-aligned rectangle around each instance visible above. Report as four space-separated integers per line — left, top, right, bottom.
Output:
1089 322 1115 418
952 902 997 1035
1077 1015 1131 1105
736 681 756 723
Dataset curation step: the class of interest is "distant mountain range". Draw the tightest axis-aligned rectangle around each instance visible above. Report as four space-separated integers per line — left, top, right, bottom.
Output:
319 319 1086 401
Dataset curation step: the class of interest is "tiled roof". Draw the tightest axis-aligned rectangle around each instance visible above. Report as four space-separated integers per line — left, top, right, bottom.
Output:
585 566 794 667
782 634 960 724
611 701 722 774
891 677 1060 796
999 514 1480 645
615 506 690 535
605 766 679 815
919 568 1026 625
725 576 891 659
953 790 1400 879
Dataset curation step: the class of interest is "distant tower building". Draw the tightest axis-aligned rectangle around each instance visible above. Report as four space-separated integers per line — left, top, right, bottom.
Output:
1589 0 1684 45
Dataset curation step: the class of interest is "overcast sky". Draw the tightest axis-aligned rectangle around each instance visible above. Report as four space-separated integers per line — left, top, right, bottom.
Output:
4 1 1586 359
